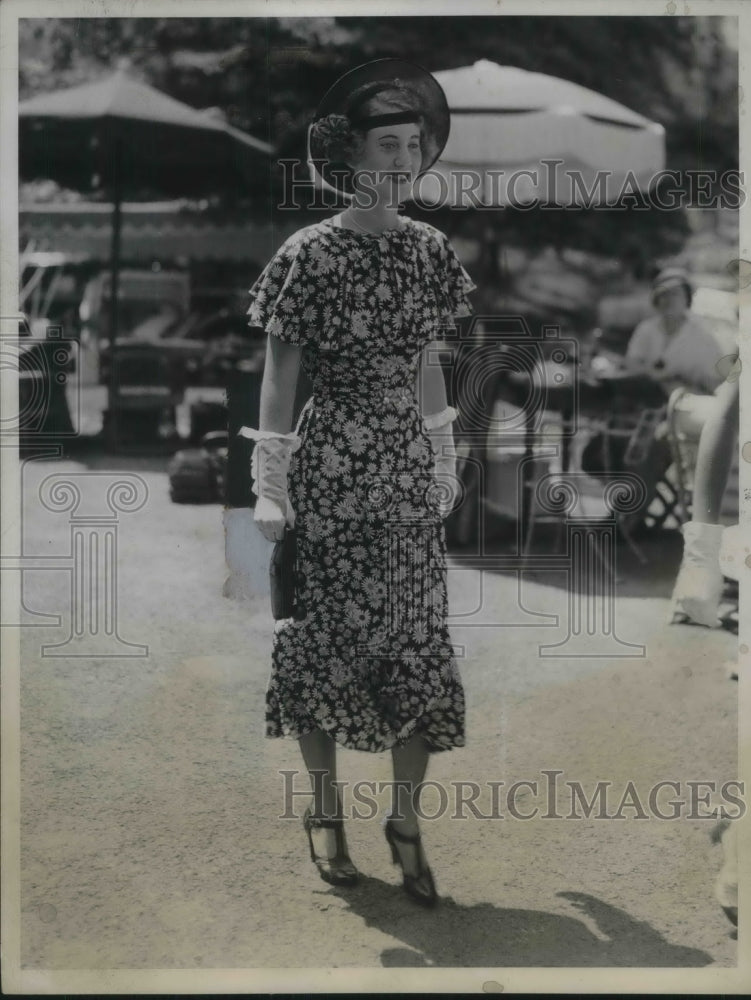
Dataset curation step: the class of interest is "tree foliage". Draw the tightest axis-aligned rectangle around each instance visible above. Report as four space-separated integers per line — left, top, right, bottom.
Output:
18 14 736 265
19 15 737 158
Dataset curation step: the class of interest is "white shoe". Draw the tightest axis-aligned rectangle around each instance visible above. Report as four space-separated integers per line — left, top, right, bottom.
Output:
670 521 724 627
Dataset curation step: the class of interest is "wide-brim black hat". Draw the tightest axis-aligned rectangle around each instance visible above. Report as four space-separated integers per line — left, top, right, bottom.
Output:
307 58 450 198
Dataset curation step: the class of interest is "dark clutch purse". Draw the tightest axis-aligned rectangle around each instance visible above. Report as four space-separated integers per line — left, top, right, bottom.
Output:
269 524 298 620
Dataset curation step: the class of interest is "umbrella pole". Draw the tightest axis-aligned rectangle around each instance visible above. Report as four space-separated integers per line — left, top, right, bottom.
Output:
106 160 122 452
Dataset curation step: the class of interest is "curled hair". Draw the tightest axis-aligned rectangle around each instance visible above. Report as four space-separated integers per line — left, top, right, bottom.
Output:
312 79 427 167
310 112 360 163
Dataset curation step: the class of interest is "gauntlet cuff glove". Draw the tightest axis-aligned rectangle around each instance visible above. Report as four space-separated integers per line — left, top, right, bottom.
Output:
238 426 301 528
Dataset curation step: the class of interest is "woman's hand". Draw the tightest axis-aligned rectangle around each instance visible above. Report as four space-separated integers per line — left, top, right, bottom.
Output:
254 496 292 542
248 434 299 541
247 335 303 542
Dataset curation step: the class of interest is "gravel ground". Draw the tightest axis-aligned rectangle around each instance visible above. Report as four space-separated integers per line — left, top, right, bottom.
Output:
10 453 742 985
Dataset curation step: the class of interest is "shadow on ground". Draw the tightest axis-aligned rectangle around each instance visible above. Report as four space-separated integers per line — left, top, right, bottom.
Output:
330 880 713 967
448 523 685 602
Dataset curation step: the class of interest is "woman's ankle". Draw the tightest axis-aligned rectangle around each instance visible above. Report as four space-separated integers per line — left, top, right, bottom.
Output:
309 793 344 822
388 810 420 837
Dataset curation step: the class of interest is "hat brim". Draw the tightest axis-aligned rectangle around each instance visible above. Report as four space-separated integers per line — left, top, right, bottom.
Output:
308 58 450 198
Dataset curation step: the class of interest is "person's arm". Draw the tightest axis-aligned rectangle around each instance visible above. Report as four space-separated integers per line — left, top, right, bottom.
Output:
241 334 303 540
239 232 316 540
417 340 448 418
417 341 459 518
258 333 302 433
623 321 652 374
692 377 740 522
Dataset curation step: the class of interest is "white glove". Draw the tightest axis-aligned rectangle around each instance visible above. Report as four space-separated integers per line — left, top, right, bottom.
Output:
670 520 724 627
238 427 301 542
424 406 460 519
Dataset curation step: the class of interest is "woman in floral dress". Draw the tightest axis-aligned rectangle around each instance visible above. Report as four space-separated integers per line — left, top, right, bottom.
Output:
241 59 476 906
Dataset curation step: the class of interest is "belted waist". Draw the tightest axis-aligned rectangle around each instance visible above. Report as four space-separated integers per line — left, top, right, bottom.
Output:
311 379 417 411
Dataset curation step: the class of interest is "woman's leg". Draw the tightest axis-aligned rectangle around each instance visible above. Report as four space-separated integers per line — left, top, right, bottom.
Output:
299 729 340 816
390 734 431 876
671 378 740 626
299 729 340 858
692 378 740 523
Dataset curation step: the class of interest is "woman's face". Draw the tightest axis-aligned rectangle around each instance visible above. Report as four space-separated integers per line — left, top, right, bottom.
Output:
349 121 422 205
654 284 689 321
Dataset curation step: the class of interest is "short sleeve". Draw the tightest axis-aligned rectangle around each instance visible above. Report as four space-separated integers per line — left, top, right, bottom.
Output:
433 231 477 321
247 233 320 347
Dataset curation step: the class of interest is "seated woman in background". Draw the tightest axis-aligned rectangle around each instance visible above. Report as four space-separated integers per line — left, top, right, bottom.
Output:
581 268 726 532
624 267 724 394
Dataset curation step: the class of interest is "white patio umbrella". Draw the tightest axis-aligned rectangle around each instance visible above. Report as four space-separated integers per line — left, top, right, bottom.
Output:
416 60 665 207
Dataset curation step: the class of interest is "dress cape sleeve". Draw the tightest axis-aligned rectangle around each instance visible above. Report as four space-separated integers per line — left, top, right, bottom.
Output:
424 227 477 323
247 230 328 348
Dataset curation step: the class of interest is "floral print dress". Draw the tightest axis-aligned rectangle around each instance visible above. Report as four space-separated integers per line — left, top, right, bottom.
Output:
247 213 476 753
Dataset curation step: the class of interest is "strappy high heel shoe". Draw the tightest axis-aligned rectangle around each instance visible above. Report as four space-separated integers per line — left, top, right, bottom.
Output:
303 806 359 886
384 818 437 907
